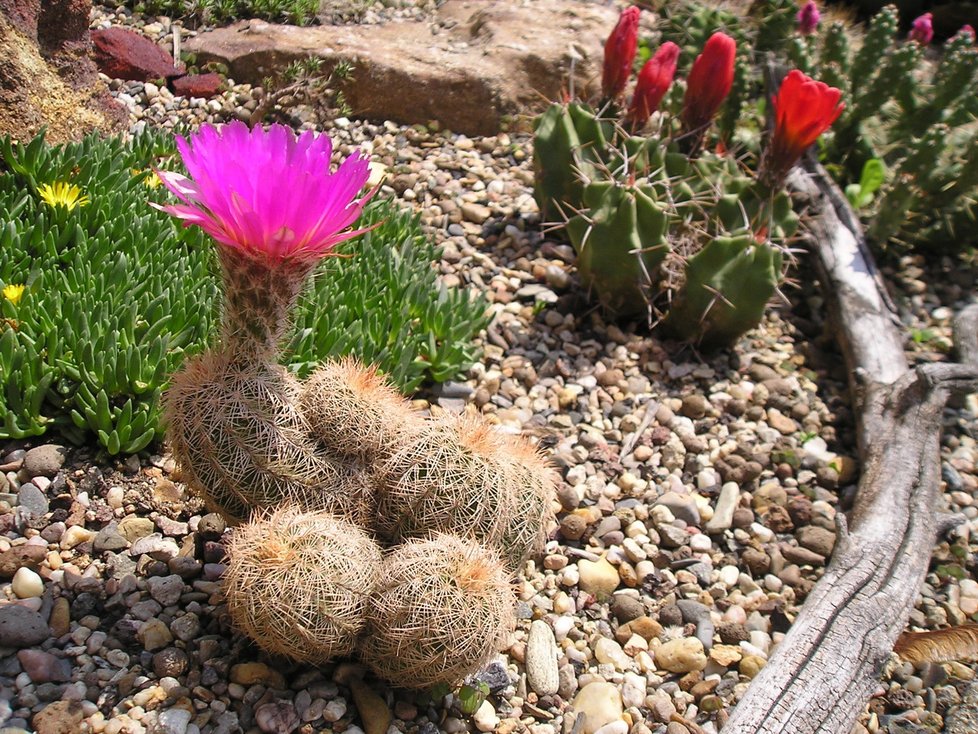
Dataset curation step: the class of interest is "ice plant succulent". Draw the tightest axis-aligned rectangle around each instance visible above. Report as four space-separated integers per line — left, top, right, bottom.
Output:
681 32 737 149
796 1 820 35
37 182 89 211
156 121 375 357
909 13 934 45
625 42 680 132
759 70 844 189
602 5 640 101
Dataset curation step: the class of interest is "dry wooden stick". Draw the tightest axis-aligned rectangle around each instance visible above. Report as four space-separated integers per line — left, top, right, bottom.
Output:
721 164 978 734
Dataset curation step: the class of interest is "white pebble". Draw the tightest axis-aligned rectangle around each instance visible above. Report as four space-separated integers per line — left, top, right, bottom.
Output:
689 533 712 552
472 701 499 733
12 567 43 598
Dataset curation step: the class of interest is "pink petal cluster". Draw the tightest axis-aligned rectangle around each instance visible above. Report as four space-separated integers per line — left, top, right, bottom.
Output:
796 1 820 35
909 12 934 45
156 121 375 262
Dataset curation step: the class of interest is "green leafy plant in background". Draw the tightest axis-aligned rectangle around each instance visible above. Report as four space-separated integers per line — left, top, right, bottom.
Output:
845 158 886 209
791 6 978 251
0 131 489 453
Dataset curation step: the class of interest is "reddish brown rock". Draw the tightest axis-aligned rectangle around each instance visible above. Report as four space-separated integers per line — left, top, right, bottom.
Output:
184 0 619 136
0 0 124 141
91 27 181 82
170 72 223 98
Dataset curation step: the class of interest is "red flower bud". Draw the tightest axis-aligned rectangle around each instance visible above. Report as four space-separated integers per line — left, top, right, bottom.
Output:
625 42 680 131
909 12 934 45
760 69 844 188
681 32 737 134
956 24 975 42
602 6 641 100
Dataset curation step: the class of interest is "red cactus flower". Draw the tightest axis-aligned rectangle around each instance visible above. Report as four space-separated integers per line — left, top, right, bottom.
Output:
909 12 934 45
760 69 844 188
796 1 820 35
625 42 680 131
681 32 737 135
602 6 641 100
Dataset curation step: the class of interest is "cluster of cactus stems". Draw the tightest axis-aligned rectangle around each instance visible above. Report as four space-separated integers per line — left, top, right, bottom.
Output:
534 4 848 348
785 4 978 251
160 122 556 689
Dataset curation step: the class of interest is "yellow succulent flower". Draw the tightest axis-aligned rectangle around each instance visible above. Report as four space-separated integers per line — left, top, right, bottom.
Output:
3 284 25 305
132 169 163 189
38 182 90 210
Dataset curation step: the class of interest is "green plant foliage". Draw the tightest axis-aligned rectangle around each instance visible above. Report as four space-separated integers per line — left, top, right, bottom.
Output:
123 0 320 26
286 200 491 393
0 131 217 452
1 131 489 452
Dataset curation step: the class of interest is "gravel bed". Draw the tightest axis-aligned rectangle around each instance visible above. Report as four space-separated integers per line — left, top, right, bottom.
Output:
1 6 977 734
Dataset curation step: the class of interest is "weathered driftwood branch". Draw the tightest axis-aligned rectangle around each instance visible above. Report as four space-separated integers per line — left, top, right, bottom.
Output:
721 165 978 734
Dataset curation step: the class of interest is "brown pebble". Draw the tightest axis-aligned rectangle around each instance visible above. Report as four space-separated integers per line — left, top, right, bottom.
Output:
558 514 587 541
764 505 794 533
49 597 70 638
717 622 750 645
153 647 189 678
796 525 836 557
741 547 771 576
31 700 86 734
731 508 754 529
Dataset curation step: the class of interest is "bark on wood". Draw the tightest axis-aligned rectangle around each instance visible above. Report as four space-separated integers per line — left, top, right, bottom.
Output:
721 165 978 734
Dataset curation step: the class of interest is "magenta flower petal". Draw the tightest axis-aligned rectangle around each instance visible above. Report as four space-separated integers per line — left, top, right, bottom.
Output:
156 121 375 262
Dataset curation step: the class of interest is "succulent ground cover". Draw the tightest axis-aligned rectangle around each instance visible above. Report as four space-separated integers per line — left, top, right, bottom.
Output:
1 2 978 734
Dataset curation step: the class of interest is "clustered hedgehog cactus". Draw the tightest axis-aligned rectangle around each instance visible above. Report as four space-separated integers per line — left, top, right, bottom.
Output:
534 6 843 347
158 122 556 689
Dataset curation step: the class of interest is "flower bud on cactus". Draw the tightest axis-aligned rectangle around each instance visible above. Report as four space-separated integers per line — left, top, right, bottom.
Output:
681 32 737 145
625 42 680 132
796 1 820 36
223 505 383 664
908 12 933 46
375 413 555 570
602 6 641 101
360 534 514 689
300 357 424 463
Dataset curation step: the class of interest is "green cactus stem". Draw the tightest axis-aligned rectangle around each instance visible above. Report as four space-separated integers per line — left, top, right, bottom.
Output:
564 180 669 319
662 233 784 349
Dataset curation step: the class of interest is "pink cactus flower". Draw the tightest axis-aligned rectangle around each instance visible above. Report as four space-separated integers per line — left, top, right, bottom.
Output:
909 12 934 45
796 1 820 35
155 121 376 263
957 24 976 42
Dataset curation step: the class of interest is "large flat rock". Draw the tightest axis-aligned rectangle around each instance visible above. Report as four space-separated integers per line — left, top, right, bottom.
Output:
184 0 618 135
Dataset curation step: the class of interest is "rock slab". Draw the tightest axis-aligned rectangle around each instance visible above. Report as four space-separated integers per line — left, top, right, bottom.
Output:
184 0 618 136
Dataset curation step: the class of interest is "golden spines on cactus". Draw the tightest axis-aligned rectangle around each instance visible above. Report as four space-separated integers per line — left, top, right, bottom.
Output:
223 505 383 664
374 412 555 570
299 357 424 463
359 534 514 689
164 349 373 523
